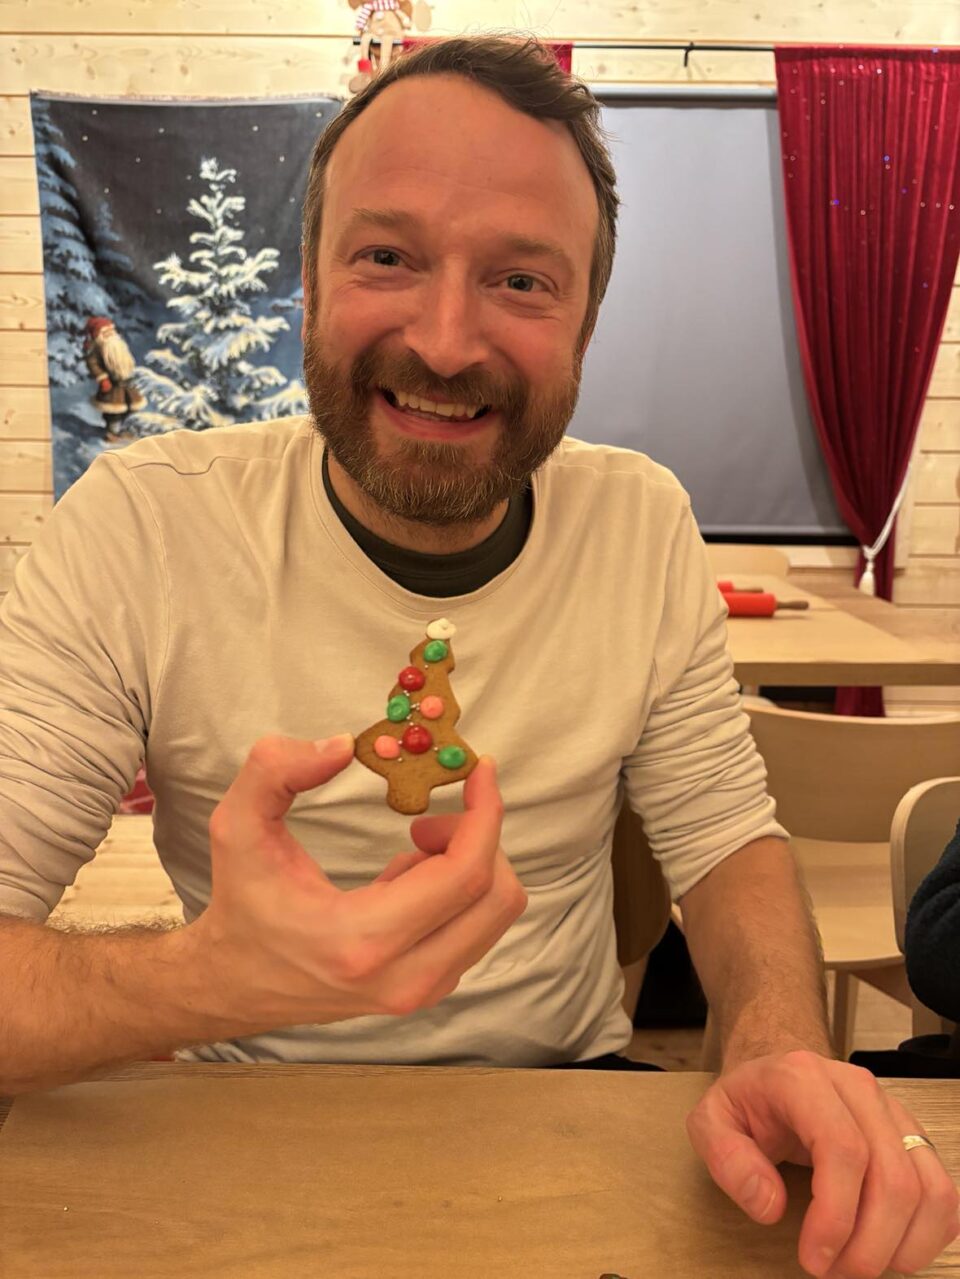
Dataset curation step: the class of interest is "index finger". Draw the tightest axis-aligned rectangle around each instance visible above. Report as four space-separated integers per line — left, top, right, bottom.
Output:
780 1071 872 1274
350 755 504 949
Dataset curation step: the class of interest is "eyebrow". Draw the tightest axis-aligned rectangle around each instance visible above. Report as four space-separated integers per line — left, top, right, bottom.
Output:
338 206 577 279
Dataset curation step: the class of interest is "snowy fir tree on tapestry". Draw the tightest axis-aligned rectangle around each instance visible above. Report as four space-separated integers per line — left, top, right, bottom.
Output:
32 99 148 387
136 157 307 431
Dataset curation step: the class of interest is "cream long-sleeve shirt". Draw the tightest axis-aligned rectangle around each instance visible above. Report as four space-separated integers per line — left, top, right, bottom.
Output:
0 417 786 1065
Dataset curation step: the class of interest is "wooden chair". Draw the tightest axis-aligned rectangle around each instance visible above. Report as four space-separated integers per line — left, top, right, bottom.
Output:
704 543 790 578
890 777 960 1038
737 705 960 1059
611 800 672 1020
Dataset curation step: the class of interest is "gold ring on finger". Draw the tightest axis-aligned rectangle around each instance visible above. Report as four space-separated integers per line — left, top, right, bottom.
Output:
902 1133 937 1155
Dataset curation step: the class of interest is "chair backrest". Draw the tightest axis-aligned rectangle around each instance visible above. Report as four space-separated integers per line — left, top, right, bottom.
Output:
610 800 672 968
890 776 960 954
705 543 790 578
745 704 960 842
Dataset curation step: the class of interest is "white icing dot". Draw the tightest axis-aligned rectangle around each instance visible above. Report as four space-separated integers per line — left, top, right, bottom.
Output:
426 618 457 640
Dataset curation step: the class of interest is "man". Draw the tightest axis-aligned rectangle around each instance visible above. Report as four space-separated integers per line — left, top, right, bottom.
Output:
0 35 956 1279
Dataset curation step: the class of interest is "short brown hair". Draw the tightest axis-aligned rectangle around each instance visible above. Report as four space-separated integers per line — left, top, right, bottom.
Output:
301 33 620 353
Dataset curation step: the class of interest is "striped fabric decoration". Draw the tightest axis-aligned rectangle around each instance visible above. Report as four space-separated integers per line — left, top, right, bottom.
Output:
355 0 403 34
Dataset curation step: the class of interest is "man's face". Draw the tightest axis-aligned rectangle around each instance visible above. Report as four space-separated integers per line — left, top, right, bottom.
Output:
303 73 599 529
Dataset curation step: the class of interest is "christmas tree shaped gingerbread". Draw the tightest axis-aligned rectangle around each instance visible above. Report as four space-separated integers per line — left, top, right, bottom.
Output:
355 618 478 814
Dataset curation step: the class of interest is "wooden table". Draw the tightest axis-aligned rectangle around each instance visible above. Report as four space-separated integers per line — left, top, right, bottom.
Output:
1 1063 958 1276
725 576 960 688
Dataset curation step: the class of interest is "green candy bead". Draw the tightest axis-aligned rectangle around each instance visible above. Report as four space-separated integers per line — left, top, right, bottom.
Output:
437 745 467 770
424 639 449 662
387 694 411 722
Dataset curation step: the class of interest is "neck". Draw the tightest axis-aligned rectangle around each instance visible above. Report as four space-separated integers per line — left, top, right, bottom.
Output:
325 451 509 554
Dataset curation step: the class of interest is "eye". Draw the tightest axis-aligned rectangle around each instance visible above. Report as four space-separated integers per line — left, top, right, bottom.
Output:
361 248 404 268
504 274 544 293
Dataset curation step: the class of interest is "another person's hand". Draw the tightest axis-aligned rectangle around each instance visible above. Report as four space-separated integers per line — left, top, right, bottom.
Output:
192 733 527 1032
686 1050 960 1277
99 377 112 392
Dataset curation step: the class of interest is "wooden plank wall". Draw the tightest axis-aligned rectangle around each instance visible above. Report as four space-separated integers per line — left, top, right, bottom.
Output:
1 1 958 715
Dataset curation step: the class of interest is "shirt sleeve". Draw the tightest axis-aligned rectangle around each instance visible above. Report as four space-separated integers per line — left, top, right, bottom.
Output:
621 499 788 903
0 453 166 921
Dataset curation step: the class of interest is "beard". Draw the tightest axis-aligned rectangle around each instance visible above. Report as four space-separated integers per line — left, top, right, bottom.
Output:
99 330 136 381
302 326 583 530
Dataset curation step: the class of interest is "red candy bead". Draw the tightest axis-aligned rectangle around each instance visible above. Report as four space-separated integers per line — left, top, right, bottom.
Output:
398 666 426 692
401 724 433 754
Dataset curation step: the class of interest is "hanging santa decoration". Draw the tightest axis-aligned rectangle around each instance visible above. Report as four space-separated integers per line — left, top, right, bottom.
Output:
355 618 478 814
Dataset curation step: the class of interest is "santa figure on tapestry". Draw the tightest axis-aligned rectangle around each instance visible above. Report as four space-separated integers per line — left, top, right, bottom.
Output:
83 315 146 442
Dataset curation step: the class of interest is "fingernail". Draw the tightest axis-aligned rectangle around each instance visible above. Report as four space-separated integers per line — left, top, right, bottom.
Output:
742 1174 776 1219
317 733 353 753
813 1246 836 1275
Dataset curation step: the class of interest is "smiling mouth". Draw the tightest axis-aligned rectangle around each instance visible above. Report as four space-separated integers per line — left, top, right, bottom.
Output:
378 387 492 423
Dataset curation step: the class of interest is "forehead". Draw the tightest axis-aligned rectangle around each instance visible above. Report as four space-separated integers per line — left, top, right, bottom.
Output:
321 74 598 266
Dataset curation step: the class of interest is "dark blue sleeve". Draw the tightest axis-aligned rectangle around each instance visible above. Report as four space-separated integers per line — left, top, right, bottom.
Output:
904 818 960 1025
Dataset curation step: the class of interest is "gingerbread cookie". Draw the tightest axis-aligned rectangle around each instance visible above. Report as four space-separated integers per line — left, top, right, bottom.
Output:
354 618 479 815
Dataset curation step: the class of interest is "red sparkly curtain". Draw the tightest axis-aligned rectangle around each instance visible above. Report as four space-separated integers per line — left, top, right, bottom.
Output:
775 46 960 716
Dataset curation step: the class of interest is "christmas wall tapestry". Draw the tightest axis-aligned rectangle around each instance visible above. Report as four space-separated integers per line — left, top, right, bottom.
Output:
31 93 342 500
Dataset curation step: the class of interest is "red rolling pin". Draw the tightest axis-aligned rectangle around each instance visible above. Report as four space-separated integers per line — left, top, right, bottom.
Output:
723 591 810 617
717 580 763 594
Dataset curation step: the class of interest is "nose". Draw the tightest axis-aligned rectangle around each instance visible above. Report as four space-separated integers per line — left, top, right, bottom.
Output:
400 269 493 383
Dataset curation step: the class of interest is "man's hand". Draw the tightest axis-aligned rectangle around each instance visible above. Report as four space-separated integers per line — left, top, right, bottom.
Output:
190 733 527 1032
686 1050 960 1277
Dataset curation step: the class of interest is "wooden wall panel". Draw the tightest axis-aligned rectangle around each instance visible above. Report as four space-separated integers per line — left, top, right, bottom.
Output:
0 441 51 491
0 387 50 440
0 97 34 152
9 0 956 43
521 1 959 43
0 493 52 543
912 452 960 505
0 274 45 330
929 343 960 399
0 331 46 385
1 37 358 96
909 506 960 557
6 0 513 37
918 399 960 453
0 157 37 216
944 287 960 343
0 217 42 272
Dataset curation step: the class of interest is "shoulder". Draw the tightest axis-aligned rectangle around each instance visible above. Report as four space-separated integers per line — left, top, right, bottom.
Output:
106 416 311 480
545 435 692 514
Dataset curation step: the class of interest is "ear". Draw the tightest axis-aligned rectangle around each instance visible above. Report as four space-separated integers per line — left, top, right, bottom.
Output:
301 265 310 341
579 319 596 362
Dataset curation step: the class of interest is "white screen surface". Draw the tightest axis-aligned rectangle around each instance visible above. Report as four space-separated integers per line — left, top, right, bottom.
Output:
569 98 848 539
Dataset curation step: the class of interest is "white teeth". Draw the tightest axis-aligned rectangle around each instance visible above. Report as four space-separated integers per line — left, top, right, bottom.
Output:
392 388 482 419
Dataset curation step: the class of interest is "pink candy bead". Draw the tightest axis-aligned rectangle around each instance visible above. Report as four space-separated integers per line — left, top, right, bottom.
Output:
374 735 401 760
419 695 445 720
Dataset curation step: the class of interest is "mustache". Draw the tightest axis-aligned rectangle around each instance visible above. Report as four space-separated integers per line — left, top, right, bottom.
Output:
348 348 522 413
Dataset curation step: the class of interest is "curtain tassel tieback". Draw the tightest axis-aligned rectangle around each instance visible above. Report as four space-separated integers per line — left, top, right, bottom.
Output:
856 460 914 596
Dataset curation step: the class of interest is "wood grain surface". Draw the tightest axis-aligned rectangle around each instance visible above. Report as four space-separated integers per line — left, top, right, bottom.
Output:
0 1065 958 1277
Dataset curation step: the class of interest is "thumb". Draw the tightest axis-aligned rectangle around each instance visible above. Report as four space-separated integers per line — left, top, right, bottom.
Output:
409 812 461 854
686 1102 786 1225
226 732 355 827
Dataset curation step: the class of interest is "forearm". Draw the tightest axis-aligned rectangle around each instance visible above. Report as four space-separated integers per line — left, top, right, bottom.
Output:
678 837 834 1071
0 916 248 1096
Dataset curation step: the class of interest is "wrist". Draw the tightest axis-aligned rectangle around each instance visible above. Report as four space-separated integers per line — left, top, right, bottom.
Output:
720 1024 836 1074
161 918 256 1039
